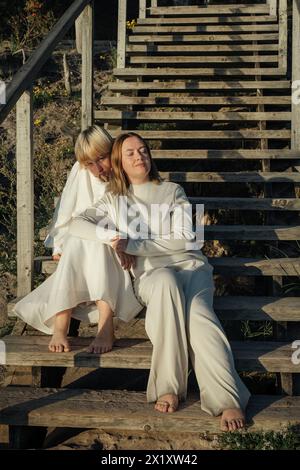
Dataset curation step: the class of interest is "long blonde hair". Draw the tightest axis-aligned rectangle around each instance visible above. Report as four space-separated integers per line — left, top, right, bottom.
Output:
75 125 113 166
108 132 161 195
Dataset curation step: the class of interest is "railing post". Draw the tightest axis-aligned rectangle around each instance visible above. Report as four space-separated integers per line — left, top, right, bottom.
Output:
81 1 94 130
16 89 34 297
151 0 157 7
278 0 287 71
267 0 278 16
292 0 300 150
139 0 147 19
117 0 127 68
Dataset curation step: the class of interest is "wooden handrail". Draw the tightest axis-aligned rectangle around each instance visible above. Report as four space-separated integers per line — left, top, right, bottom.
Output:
0 0 91 124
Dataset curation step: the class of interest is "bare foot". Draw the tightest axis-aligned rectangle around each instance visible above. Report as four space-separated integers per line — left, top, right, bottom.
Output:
220 408 246 432
87 327 115 354
48 331 70 353
155 394 179 413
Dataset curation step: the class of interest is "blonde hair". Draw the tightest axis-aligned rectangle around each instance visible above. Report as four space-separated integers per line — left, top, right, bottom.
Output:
75 125 113 166
108 132 161 195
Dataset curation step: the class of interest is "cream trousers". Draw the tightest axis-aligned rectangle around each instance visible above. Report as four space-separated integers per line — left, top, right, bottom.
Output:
133 259 251 416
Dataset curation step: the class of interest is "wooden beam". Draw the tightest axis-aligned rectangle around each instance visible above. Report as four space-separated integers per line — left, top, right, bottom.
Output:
117 0 126 68
81 2 94 129
0 0 91 124
139 0 146 19
16 90 34 297
151 0 157 7
292 0 300 150
267 0 278 16
279 0 288 71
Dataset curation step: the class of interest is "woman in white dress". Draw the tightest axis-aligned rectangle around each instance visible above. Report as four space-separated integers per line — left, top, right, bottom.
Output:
14 126 143 354
68 132 251 432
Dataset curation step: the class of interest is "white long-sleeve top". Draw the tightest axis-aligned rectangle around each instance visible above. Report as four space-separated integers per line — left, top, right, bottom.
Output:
44 161 107 255
69 181 206 278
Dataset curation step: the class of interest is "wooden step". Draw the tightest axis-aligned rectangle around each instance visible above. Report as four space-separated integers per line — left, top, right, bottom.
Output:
137 16 278 25
127 44 279 52
36 257 300 278
37 149 300 163
159 171 300 182
95 110 290 122
149 5 271 15
150 149 299 160
128 33 279 43
8 292 300 324
1 388 299 434
1 336 300 371
102 96 291 106
133 25 279 34
114 68 285 78
129 56 279 64
108 80 290 91
110 130 291 140
190 197 300 211
205 225 300 240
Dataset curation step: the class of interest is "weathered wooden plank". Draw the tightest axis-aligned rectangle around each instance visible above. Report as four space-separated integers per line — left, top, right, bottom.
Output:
102 96 291 106
149 6 271 15
114 67 285 77
292 0 300 150
1 388 300 434
133 25 279 33
267 0 278 16
139 0 146 19
1 336 300 371
109 80 290 91
16 90 34 297
278 0 288 70
127 44 279 52
128 33 279 43
205 225 300 240
150 149 300 159
95 110 290 122
0 0 91 124
81 2 93 129
137 16 278 25
130 55 279 64
110 130 291 140
160 171 300 182
36 257 300 278
117 0 126 68
189 197 300 210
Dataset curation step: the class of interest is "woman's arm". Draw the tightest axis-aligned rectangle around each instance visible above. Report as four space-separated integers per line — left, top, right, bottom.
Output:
44 162 82 255
125 186 201 256
68 196 124 244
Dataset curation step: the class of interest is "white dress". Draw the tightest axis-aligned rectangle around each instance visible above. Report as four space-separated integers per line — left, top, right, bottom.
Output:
14 162 143 334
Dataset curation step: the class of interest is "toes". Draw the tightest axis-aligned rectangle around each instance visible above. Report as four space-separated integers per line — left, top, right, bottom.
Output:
220 420 229 432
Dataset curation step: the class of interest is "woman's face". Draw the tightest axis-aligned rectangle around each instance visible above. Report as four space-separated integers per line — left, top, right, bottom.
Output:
121 136 151 184
85 152 112 180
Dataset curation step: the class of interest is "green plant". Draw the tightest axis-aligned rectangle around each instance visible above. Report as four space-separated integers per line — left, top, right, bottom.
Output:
9 1 55 52
217 426 300 450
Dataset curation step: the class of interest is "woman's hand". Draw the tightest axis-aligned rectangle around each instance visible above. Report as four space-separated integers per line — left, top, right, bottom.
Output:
110 237 135 271
52 254 61 261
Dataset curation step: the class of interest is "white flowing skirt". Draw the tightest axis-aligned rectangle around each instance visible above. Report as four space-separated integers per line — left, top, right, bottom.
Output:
14 234 143 334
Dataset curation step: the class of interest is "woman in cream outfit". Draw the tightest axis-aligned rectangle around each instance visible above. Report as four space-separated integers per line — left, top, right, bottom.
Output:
14 126 143 353
68 132 251 432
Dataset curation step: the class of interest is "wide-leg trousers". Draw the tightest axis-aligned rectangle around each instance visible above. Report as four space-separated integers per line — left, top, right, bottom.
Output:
133 258 251 416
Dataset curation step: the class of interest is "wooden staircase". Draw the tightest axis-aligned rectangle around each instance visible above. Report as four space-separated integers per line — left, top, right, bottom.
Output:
2 0 300 448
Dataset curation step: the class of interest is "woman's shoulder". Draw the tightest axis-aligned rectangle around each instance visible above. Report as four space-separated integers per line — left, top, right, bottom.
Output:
158 181 185 195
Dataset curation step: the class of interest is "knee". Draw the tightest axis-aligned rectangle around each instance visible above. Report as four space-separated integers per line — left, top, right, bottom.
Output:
153 268 181 293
